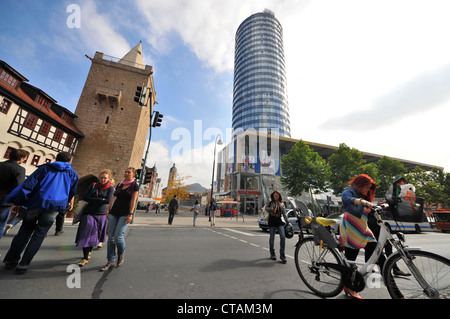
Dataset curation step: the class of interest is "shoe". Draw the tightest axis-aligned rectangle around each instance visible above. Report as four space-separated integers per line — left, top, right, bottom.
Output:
343 287 363 299
280 255 287 263
78 259 89 267
100 261 115 271
97 242 103 249
4 262 18 270
117 254 125 267
55 230 64 236
15 267 27 275
87 252 92 260
393 269 411 276
270 253 276 260
3 224 12 236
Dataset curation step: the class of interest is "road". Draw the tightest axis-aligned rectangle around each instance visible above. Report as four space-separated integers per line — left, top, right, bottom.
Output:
0 210 449 302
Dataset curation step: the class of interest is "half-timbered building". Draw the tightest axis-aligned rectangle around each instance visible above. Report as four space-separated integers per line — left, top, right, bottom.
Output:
0 60 84 176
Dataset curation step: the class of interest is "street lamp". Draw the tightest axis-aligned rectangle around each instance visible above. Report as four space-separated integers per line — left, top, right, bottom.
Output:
209 134 223 226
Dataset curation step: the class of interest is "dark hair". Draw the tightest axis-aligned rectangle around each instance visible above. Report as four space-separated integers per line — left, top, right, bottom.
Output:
270 190 283 203
56 151 73 163
9 149 29 161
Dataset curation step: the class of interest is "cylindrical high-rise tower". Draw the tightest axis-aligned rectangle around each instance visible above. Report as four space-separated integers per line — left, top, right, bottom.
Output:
232 9 291 138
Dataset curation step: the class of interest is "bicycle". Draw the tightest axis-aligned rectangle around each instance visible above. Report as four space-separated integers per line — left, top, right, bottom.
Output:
288 197 450 299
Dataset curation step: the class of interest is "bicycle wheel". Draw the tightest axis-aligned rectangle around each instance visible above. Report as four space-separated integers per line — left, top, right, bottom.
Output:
294 237 344 298
383 250 450 299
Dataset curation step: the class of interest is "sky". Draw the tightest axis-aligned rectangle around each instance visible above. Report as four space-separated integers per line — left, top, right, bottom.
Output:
1 0 450 189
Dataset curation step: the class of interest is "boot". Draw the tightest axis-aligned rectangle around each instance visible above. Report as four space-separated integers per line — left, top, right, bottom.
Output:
100 260 115 271
117 254 125 267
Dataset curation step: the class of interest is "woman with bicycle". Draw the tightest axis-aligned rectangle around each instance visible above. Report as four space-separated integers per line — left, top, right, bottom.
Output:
339 174 377 299
265 190 290 263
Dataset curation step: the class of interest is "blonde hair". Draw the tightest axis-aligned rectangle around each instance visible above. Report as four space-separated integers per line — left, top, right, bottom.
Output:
99 169 115 186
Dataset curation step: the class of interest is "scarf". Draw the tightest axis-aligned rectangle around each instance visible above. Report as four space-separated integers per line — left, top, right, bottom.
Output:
114 179 136 196
94 181 111 190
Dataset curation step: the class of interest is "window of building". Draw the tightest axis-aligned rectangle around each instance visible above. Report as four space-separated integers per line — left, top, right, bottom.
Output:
64 135 74 147
0 98 12 114
3 146 16 159
0 70 18 89
24 113 37 129
31 155 40 166
45 158 52 164
36 95 51 109
61 112 72 124
54 129 63 142
39 122 51 136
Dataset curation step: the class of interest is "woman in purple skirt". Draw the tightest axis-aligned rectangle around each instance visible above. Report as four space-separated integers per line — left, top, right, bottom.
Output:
75 169 115 267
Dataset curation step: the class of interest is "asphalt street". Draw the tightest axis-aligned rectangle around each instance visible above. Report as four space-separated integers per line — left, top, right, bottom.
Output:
0 209 448 302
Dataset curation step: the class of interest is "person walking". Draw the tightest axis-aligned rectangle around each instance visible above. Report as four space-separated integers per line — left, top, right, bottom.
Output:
168 195 178 225
209 198 217 226
265 190 290 263
101 167 139 271
193 200 200 226
75 169 115 267
3 151 78 274
0 148 28 242
338 174 377 299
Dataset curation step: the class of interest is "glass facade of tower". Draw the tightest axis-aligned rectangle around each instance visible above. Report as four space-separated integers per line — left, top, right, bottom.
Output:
232 10 291 138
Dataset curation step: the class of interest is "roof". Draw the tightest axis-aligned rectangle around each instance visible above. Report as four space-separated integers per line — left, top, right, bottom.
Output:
119 42 145 70
0 62 84 137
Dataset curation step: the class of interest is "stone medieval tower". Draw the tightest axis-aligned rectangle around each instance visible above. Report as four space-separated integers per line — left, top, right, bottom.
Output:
72 42 155 190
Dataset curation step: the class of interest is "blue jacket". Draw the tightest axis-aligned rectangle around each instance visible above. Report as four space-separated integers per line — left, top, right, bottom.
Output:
6 161 78 211
342 186 365 218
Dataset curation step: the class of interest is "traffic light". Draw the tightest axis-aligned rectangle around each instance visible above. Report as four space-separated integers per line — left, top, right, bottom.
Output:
143 170 152 184
152 111 163 127
135 169 142 179
134 85 148 106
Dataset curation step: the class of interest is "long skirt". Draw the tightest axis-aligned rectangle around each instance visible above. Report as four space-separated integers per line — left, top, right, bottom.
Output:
339 211 376 250
75 214 107 248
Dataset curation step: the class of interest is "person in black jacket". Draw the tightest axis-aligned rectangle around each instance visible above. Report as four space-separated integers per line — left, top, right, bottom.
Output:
0 148 28 241
75 169 115 267
168 195 178 225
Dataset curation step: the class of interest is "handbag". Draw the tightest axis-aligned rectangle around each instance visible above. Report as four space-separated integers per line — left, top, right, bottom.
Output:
72 200 88 225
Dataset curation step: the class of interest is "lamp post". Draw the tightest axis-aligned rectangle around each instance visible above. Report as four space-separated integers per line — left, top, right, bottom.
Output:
209 134 223 226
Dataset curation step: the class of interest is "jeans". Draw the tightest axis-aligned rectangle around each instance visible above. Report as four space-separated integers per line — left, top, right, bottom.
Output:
3 209 58 269
168 210 175 225
269 225 286 256
106 214 129 261
0 206 11 240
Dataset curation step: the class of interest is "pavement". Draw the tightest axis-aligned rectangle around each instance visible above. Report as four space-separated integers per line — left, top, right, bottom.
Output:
65 207 261 229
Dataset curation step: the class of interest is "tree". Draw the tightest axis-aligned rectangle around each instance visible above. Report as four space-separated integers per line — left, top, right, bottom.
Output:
328 143 366 194
165 173 192 202
280 140 329 198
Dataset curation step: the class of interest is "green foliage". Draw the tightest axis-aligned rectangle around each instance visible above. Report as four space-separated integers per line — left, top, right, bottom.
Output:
280 140 329 197
280 141 449 208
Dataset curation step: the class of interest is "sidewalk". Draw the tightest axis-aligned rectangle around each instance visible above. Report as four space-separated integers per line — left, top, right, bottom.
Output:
131 209 260 229
64 209 260 229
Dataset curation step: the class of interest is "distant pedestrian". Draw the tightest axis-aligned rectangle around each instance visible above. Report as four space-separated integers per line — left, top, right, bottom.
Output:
193 200 200 226
101 167 139 271
265 190 290 263
3 151 78 274
0 148 28 241
209 198 217 226
75 169 115 267
168 195 178 225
